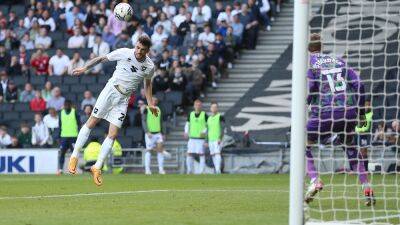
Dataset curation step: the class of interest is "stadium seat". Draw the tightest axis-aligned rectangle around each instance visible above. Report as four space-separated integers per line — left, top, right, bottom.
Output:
7 120 21 129
64 93 77 102
127 109 138 126
125 127 143 143
20 111 36 121
63 76 79 84
49 32 63 42
92 127 106 138
98 75 110 85
91 84 104 93
30 75 46 87
97 120 109 129
0 5 8 15
47 76 63 86
14 102 30 112
80 48 92 59
155 91 165 101
103 61 117 75
159 101 174 121
165 91 183 106
13 76 29 87
80 75 97 84
3 112 20 121
71 84 87 94
10 5 25 17
117 136 132 148
0 103 13 112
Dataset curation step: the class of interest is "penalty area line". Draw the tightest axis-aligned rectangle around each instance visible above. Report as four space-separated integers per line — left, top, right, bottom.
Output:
0 189 277 200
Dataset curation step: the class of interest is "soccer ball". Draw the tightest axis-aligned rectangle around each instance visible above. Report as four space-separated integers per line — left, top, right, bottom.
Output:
114 3 133 22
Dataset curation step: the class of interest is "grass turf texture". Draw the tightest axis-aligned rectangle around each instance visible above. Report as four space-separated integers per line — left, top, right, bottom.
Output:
0 174 398 225
0 174 287 225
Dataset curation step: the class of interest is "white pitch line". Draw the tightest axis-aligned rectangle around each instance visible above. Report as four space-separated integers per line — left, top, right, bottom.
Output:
0 189 275 200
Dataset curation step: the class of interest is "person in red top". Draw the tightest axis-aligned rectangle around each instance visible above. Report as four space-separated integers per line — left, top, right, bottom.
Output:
30 90 46 112
30 47 49 76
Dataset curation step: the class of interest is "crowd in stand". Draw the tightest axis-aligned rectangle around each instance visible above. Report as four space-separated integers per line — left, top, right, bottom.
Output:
0 0 279 149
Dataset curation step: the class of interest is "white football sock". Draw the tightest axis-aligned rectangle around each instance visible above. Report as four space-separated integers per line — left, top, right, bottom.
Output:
94 137 114 169
145 151 151 173
199 155 205 174
186 155 194 174
213 154 222 174
157 152 164 172
71 125 91 158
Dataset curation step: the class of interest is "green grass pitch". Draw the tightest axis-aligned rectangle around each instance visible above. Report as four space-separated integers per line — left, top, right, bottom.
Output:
0 174 398 225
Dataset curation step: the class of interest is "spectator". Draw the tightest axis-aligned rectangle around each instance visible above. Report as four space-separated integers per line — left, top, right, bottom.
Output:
0 71 9 98
68 28 86 48
131 26 145 46
65 6 86 30
186 60 206 99
99 2 112 17
183 24 199 47
51 1 65 27
38 10 56 32
85 53 103 75
19 83 35 103
185 48 199 67
0 45 11 68
162 0 177 18
24 8 37 29
0 126 12 148
14 19 28 40
47 87 65 111
126 17 140 37
239 3 258 49
43 107 60 143
232 1 242 17
81 90 96 110
49 49 70 76
259 0 272 31
16 45 30 75
41 81 53 101
102 26 117 47
217 19 229 37
153 68 171 93
192 0 212 29
80 104 93 125
71 18 88 35
30 47 50 76
114 31 133 49
107 9 126 36
2 30 19 51
7 11 18 29
17 123 32 148
178 12 194 38
20 33 34 50
35 27 52 49
8 136 21 148
168 24 181 47
68 52 85 75
30 90 46 112
29 20 41 41
8 56 22 76
198 24 215 47
93 33 110 56
86 26 97 48
158 50 173 70
155 13 172 34
170 67 187 92
373 121 386 144
5 81 18 103
217 5 233 26
173 6 187 27
152 25 168 48
143 16 155 37
232 14 244 45
224 27 236 68
31 113 51 147
85 4 101 28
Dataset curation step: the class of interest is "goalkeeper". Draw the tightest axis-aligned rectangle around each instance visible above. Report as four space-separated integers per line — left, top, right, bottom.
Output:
304 33 375 206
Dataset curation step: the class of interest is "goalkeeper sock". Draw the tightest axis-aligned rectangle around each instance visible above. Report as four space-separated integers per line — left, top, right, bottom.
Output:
306 147 318 181
346 148 369 185
94 137 114 170
71 125 92 158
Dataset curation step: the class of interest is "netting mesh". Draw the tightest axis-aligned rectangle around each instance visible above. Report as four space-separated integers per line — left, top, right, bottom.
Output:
304 0 400 224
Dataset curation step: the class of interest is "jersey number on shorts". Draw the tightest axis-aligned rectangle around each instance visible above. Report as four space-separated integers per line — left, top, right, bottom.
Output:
321 68 347 93
118 113 125 122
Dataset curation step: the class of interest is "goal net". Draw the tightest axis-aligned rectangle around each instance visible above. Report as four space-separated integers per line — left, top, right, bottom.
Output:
298 0 400 224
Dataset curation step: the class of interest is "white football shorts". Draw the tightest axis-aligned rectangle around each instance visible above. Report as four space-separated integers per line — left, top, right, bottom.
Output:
187 138 205 154
145 133 164 150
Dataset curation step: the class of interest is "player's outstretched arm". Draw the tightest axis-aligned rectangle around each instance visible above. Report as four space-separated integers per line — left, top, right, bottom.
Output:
72 56 108 76
144 78 158 117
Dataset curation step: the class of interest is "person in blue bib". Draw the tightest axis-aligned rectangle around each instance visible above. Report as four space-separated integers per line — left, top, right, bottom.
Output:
184 99 208 174
206 102 225 174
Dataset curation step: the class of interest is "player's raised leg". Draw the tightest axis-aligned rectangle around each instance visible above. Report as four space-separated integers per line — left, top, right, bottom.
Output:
68 116 100 174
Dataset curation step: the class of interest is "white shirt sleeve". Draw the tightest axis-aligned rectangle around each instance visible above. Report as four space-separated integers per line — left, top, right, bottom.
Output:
144 66 155 79
106 48 130 61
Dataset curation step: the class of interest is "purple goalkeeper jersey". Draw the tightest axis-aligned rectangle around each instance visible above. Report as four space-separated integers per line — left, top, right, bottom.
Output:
307 53 365 115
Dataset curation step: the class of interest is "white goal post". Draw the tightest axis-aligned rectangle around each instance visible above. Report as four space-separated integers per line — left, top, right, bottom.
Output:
290 0 400 225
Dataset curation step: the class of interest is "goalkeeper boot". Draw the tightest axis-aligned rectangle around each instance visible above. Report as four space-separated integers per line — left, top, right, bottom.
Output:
305 178 324 204
68 157 78 174
364 187 376 206
90 166 103 186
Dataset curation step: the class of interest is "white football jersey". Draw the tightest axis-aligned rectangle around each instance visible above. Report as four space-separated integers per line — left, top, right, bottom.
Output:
106 48 155 94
